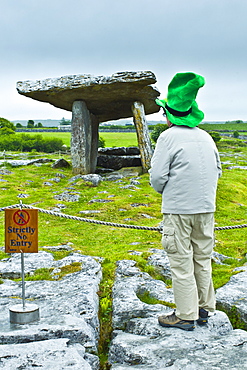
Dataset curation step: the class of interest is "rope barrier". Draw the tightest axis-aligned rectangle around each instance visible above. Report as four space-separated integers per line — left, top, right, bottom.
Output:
0 203 246 231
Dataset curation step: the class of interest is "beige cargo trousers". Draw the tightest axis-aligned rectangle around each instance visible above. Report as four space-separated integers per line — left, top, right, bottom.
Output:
162 213 215 321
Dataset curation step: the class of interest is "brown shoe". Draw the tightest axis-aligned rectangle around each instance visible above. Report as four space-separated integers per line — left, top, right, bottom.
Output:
158 311 195 331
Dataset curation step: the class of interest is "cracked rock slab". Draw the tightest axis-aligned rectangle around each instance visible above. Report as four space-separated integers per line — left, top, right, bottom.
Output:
109 328 247 369
16 71 160 122
0 253 101 358
110 258 247 369
0 338 95 369
216 265 247 329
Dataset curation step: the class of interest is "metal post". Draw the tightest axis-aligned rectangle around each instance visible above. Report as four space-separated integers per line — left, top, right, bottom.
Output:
21 252 26 309
20 200 26 309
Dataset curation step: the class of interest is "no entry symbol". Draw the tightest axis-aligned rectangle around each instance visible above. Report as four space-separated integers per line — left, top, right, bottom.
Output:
13 210 30 226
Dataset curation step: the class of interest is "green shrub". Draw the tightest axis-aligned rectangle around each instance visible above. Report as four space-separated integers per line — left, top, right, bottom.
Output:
98 136 105 148
0 133 64 152
150 123 168 143
0 117 15 131
209 131 221 143
0 127 15 135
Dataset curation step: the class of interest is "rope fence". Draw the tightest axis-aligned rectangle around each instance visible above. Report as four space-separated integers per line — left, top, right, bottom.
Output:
0 203 246 232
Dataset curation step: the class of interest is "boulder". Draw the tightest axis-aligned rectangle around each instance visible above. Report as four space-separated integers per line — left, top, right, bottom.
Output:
98 147 140 156
97 154 141 170
52 158 71 168
97 146 142 170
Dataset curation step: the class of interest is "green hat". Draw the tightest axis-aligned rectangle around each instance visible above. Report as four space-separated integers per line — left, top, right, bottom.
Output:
155 72 205 127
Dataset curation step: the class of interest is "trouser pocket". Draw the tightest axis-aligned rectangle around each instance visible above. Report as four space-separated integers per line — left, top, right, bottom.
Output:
162 226 177 253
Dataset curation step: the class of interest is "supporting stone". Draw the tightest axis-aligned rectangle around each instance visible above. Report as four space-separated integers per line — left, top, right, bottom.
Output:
132 101 153 172
71 100 99 174
90 114 99 173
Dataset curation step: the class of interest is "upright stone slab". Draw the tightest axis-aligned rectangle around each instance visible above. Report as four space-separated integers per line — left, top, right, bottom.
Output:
132 101 153 172
71 101 99 174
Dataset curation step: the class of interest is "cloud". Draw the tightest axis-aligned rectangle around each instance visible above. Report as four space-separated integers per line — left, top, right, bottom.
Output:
1 0 247 121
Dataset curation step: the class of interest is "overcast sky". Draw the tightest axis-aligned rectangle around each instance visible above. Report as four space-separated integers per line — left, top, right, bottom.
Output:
1 0 247 122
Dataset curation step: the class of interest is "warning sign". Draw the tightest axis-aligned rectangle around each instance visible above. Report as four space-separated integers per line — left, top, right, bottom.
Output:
5 209 38 253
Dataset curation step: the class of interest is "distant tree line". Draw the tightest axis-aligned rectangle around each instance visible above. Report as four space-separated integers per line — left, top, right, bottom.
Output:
16 120 44 128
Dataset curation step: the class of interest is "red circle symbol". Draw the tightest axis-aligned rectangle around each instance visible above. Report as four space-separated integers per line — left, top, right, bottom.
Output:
13 210 30 225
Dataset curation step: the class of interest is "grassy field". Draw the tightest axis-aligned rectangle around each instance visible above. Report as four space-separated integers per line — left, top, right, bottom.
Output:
0 134 246 285
27 131 138 148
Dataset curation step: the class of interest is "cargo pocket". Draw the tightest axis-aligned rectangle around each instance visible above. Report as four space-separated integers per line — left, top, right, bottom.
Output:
162 226 177 254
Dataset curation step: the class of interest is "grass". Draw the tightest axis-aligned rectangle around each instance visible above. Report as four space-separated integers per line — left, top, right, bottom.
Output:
0 139 245 288
0 135 246 286
99 132 138 147
136 290 176 309
0 133 247 367
26 131 138 148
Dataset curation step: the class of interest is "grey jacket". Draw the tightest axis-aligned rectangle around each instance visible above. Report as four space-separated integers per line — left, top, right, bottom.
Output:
149 125 222 214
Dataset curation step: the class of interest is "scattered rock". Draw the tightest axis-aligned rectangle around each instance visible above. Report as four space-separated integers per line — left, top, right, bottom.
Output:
42 245 73 251
52 158 71 169
227 166 247 170
0 169 12 175
49 177 61 183
104 173 124 181
55 172 67 178
69 174 102 187
120 185 140 190
81 174 102 187
79 210 101 215
130 203 149 207
212 251 233 265
17 193 29 198
141 213 153 219
0 158 53 167
89 199 114 204
54 191 80 202
130 179 141 186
